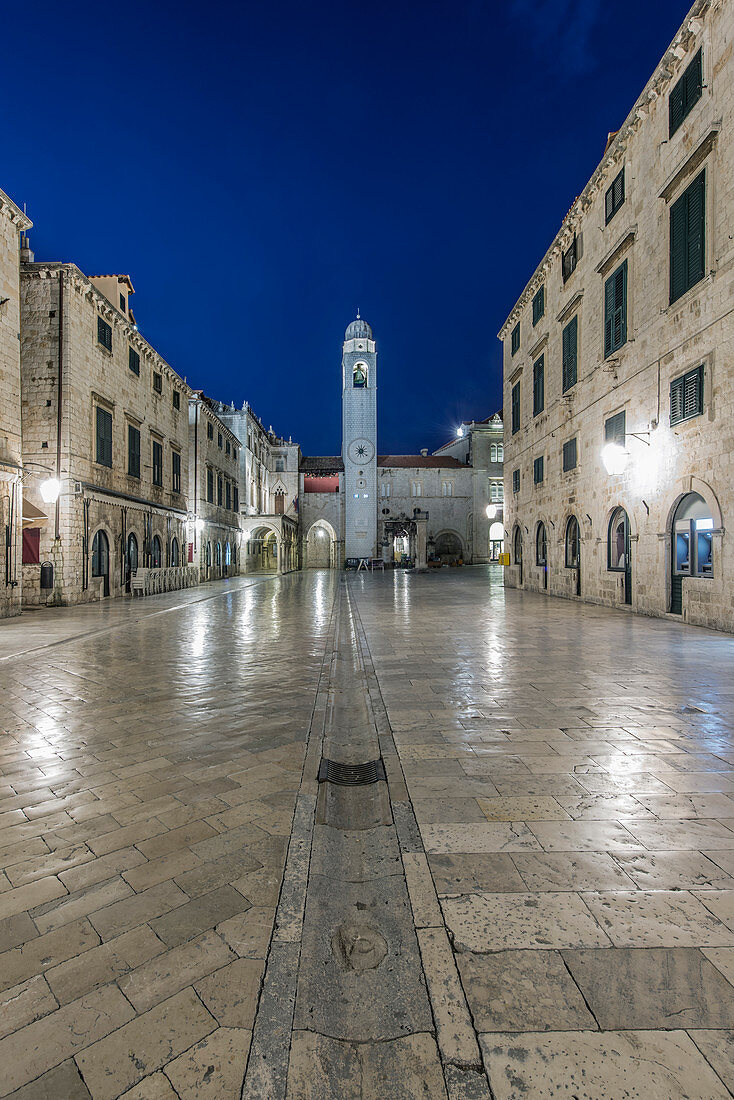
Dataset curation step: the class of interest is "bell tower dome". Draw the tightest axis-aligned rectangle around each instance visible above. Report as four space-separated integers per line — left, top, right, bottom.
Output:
342 312 378 560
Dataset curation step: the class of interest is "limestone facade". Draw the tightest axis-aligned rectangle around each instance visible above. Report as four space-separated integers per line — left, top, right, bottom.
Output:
499 0 734 631
0 192 30 617
20 263 192 604
187 395 244 581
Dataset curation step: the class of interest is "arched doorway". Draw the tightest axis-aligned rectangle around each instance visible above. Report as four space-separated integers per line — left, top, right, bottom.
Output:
126 532 138 592
513 525 523 586
671 492 714 614
306 521 336 568
170 536 180 567
435 532 462 564
224 541 231 576
249 527 278 573
489 521 504 562
91 530 110 597
565 516 580 595
608 508 631 605
151 535 162 569
215 542 222 575
536 522 547 590
205 542 211 578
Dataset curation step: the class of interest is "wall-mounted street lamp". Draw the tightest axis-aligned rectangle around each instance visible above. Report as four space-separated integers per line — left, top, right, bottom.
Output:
22 462 62 503
601 428 654 476
456 426 464 437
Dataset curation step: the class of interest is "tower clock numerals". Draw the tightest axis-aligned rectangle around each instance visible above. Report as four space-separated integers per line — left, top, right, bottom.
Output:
348 438 375 464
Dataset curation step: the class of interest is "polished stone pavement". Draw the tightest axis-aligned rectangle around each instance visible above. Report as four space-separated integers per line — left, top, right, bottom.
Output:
2 569 734 1097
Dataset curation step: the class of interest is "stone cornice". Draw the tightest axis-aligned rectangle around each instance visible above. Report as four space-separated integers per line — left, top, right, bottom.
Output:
659 124 720 201
0 189 31 231
497 0 710 341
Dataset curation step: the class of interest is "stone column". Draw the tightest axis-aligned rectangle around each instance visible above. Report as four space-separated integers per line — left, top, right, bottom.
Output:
415 513 428 572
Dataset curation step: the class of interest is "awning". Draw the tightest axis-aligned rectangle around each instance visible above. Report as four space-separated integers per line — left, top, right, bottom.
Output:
22 499 48 529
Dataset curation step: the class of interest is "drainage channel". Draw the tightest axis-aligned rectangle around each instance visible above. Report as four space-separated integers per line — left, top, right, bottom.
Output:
242 577 486 1099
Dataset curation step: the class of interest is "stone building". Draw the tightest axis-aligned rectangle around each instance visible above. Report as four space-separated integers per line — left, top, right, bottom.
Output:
0 192 31 617
188 394 244 582
216 401 300 575
299 316 500 569
499 0 734 631
21 262 192 604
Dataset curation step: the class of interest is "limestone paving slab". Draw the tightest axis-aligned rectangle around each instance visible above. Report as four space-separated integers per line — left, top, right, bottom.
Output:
442 891 610 951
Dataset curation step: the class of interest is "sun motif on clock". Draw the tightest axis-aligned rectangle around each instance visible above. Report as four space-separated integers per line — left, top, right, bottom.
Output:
348 438 375 464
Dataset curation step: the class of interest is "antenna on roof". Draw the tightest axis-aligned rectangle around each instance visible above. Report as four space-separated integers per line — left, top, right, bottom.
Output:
356 306 360 319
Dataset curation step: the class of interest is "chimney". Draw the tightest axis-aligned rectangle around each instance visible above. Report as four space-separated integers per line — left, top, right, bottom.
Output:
420 448 428 457
20 233 34 263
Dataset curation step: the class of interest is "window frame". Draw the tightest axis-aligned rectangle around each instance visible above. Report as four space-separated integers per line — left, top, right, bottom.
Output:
152 439 163 487
533 455 544 485
565 515 580 569
605 168 625 225
562 315 578 392
127 423 141 479
670 364 704 426
128 347 140 376
206 467 214 503
604 410 626 447
532 355 544 417
562 437 577 473
512 468 520 494
172 390 180 411
511 381 521 434
669 48 703 138
536 522 547 566
171 450 181 493
532 286 545 325
97 316 112 352
562 235 578 283
670 170 705 305
604 259 628 358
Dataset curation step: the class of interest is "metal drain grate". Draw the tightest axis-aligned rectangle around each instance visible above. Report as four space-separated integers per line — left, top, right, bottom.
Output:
318 758 386 786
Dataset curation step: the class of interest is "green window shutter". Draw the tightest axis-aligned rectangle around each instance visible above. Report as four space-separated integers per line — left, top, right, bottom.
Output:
670 171 705 303
533 355 544 416
669 49 703 136
96 408 112 467
562 316 578 391
511 323 520 355
604 261 627 356
511 382 520 434
604 411 626 446
128 425 140 477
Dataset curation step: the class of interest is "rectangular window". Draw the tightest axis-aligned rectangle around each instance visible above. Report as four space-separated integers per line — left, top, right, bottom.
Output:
562 235 577 282
129 347 140 376
207 468 214 503
604 259 628 357
233 448 238 462
95 407 112 467
380 483 391 498
172 390 180 410
562 437 577 472
217 432 223 450
233 485 239 512
512 468 520 494
127 424 140 478
226 481 231 509
172 450 181 492
562 316 578 392
533 456 544 484
511 323 520 356
152 372 163 394
217 475 223 505
152 440 163 486
411 482 422 497
441 480 453 497
670 365 704 425
532 355 544 416
532 286 545 325
669 48 703 137
490 480 504 503
670 170 705 304
605 411 626 446
225 440 231 455
97 316 112 351
605 168 625 225
511 381 520 434
207 422 214 441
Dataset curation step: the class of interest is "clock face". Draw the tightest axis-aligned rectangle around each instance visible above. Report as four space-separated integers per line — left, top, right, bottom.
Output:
348 438 375 464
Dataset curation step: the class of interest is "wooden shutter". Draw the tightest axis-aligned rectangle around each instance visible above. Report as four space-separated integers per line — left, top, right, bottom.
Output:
686 172 705 289
605 262 627 355
605 411 626 445
670 188 688 303
96 408 112 467
562 316 577 391
533 355 544 415
683 367 703 418
670 377 684 424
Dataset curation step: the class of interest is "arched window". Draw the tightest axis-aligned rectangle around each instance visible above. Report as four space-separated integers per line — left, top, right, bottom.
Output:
127 533 138 573
536 522 547 566
205 542 211 567
151 535 162 568
216 542 222 567
352 362 368 388
91 530 109 577
170 537 180 567
565 516 580 568
490 444 497 462
225 542 231 566
673 493 713 577
513 526 523 564
608 508 629 571
498 443 504 462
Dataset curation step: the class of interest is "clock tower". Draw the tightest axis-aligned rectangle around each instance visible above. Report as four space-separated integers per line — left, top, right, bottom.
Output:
342 313 378 560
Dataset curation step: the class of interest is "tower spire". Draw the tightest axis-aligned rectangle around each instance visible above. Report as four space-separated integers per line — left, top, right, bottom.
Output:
356 306 360 319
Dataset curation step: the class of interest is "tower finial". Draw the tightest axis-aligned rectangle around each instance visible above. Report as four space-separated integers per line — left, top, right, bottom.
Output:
356 306 360 319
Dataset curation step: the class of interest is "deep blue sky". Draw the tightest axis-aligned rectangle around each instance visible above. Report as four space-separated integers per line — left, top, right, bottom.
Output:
6 0 691 456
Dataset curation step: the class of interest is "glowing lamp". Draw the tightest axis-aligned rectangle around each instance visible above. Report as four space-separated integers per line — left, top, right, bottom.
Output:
39 477 61 504
486 504 497 519
456 427 464 437
194 518 205 533
601 443 628 476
